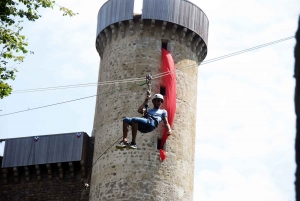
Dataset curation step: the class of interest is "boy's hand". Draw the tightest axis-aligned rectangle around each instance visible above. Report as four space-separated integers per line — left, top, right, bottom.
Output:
145 94 151 101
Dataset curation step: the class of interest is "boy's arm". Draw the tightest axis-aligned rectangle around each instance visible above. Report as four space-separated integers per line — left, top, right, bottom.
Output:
137 95 151 114
163 116 172 135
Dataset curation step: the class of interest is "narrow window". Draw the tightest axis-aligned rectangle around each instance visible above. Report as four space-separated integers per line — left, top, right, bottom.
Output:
160 86 166 96
157 138 162 150
162 41 168 50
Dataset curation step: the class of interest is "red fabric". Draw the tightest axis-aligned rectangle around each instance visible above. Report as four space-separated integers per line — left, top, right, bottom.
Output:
159 149 167 161
160 49 176 161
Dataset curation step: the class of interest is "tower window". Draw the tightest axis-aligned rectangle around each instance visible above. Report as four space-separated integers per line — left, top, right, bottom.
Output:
157 138 162 150
157 138 166 150
160 86 166 96
162 41 168 50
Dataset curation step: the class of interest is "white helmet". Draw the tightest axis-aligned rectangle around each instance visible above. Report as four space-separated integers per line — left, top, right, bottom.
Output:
152 94 164 103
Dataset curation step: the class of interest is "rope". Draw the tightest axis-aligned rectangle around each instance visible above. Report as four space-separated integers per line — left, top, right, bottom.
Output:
84 135 123 188
84 125 133 188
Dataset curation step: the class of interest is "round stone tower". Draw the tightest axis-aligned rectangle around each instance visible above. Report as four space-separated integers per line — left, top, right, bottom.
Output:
90 0 208 200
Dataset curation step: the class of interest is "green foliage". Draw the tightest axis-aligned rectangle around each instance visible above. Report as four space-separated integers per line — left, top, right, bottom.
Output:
0 0 77 99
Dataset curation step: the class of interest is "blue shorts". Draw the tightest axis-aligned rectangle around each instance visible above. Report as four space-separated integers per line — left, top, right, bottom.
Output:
123 117 156 133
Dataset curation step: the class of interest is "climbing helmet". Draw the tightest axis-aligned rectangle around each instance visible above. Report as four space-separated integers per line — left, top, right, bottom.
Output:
152 94 164 103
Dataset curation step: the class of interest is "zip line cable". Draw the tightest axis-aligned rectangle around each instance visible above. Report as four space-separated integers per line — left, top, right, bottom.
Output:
0 83 147 117
0 36 294 117
190 35 295 68
175 35 295 71
12 76 146 93
12 71 170 94
1 71 175 116
10 36 294 94
0 94 98 116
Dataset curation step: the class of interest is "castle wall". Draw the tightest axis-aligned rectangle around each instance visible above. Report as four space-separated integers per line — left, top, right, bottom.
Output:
0 137 95 201
91 18 202 201
0 177 89 201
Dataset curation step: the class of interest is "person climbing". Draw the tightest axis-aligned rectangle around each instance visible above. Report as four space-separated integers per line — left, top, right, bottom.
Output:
116 93 172 149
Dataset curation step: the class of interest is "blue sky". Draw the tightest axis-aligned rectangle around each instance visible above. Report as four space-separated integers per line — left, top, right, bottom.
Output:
1 0 299 200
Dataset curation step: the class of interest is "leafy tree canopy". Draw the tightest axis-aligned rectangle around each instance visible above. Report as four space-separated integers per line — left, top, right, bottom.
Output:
0 0 77 99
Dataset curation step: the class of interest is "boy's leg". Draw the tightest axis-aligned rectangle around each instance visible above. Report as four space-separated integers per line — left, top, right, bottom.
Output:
129 117 149 149
116 118 131 149
123 121 129 142
131 121 138 144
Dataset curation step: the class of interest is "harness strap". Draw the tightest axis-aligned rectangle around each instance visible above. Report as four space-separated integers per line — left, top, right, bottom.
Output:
147 114 159 128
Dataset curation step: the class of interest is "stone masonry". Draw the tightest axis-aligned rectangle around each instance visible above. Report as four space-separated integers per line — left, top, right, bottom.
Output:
90 14 208 201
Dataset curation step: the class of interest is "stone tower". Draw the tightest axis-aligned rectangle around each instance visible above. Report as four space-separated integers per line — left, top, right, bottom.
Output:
90 0 208 200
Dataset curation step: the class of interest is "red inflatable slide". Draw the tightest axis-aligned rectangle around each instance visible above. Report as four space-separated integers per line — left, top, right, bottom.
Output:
160 49 176 161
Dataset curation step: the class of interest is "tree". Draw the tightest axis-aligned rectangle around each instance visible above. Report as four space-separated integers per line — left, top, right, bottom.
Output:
0 0 77 99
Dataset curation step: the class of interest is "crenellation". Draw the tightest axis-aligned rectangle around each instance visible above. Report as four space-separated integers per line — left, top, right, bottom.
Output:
192 37 202 52
199 46 207 60
96 46 102 58
96 38 104 58
200 51 207 62
96 37 101 47
104 28 111 44
25 166 30 181
129 20 134 35
196 42 205 56
118 21 125 38
180 28 187 43
110 24 117 40
81 160 86 178
161 21 167 37
150 19 156 35
171 24 178 40
2 162 89 184
100 32 106 48
58 163 63 180
35 165 41 181
13 167 18 183
69 162 74 179
46 164 52 180
139 19 144 35
2 168 7 184
186 32 195 47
